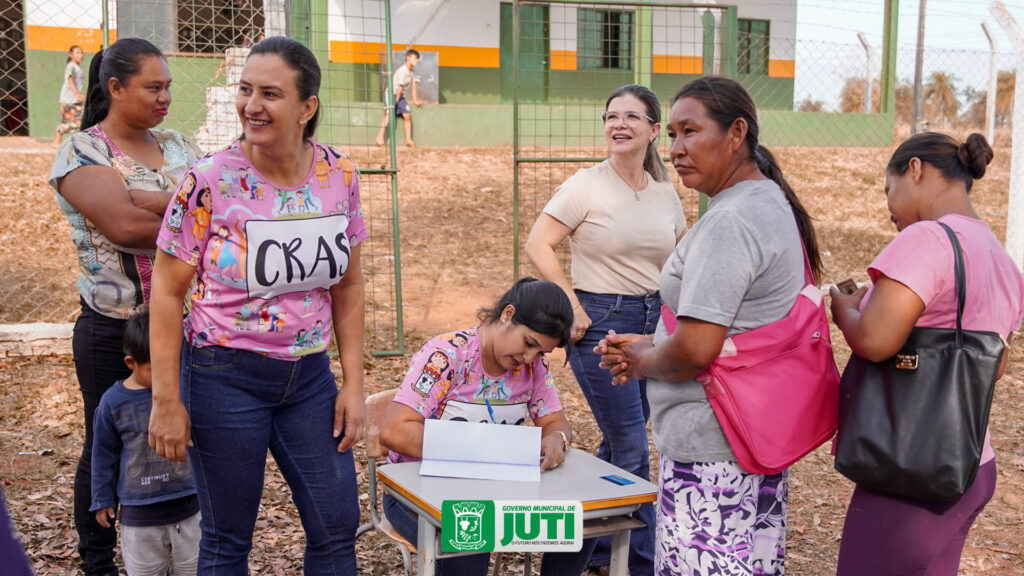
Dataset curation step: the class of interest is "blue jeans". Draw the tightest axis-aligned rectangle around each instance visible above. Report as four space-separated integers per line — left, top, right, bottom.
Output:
567 290 659 576
181 343 359 575
383 493 596 576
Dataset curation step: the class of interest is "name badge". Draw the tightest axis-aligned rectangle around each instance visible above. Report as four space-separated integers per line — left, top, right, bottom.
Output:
245 215 351 299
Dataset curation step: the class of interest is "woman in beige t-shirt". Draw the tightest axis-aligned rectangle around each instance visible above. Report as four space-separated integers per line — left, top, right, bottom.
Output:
525 84 686 575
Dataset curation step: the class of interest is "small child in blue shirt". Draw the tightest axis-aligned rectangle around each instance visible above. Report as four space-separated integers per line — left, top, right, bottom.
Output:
91 308 200 575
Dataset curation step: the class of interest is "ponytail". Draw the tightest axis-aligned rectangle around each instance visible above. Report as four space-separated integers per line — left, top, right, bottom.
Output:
643 139 671 183
754 146 822 281
81 50 107 130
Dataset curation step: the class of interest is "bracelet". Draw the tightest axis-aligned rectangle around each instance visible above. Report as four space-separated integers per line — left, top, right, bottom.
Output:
572 303 582 311
555 430 570 452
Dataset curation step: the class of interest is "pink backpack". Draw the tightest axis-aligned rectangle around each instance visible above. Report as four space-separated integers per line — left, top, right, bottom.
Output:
661 248 840 475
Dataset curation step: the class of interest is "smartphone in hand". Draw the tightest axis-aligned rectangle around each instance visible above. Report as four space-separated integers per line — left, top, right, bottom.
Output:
835 278 858 295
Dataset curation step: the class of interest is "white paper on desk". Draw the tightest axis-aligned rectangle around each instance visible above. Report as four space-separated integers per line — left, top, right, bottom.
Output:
420 419 541 482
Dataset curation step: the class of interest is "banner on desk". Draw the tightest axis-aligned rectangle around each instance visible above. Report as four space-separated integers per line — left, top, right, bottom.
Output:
441 500 583 553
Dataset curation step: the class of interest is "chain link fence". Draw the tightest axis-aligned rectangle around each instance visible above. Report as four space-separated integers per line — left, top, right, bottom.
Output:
2 0 405 355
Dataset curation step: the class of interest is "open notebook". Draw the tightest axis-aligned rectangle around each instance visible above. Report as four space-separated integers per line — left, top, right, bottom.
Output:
419 419 542 482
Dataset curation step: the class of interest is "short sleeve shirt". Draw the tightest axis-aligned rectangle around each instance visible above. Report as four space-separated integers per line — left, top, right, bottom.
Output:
60 61 83 105
863 214 1024 465
50 126 202 318
647 179 805 464
392 65 416 95
387 327 563 464
156 141 367 360
542 160 686 295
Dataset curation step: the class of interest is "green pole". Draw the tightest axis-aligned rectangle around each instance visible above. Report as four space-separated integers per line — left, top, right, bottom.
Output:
634 0 651 86
879 0 899 116
721 5 738 78
701 9 714 75
309 0 330 63
513 0 521 280
375 0 405 356
102 0 110 48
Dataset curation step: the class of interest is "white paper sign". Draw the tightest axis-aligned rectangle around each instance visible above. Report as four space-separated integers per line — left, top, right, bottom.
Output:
420 419 541 482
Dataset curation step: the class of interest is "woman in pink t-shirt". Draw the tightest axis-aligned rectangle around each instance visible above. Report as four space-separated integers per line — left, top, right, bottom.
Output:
830 132 1024 575
148 37 366 574
380 278 590 576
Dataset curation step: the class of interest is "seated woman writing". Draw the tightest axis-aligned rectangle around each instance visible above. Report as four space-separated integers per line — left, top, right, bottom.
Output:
380 277 592 576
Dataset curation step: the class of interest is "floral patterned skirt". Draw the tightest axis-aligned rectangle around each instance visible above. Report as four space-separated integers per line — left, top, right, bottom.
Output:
656 456 788 576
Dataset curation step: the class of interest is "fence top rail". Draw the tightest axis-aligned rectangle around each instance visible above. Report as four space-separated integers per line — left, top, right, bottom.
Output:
516 0 733 9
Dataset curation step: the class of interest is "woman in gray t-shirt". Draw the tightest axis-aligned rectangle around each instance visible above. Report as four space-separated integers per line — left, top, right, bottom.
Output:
598 77 823 575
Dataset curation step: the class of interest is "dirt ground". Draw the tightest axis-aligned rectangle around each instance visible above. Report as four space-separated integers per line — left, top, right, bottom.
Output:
2 139 1024 575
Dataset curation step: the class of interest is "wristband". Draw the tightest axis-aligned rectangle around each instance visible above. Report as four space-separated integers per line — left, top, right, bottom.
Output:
555 430 570 452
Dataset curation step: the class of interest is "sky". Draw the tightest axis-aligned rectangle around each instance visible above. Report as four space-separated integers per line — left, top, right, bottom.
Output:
791 0 1024 109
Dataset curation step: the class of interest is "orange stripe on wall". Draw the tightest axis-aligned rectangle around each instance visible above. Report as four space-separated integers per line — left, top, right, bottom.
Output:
652 55 703 75
769 59 795 78
26 26 116 52
550 50 576 71
329 41 499 68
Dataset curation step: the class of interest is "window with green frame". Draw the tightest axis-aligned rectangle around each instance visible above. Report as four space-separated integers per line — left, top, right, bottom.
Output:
578 8 633 70
738 18 769 75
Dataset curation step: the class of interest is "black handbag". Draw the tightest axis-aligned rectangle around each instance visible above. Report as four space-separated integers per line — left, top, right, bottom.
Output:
834 222 1006 501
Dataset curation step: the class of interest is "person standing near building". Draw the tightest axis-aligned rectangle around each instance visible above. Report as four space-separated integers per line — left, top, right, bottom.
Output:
526 84 685 576
375 48 424 147
49 37 201 576
53 45 85 145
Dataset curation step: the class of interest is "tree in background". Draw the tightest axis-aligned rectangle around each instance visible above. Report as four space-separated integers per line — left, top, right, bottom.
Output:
797 99 825 112
895 81 914 125
839 77 881 113
961 86 986 128
923 71 960 128
996 70 1015 127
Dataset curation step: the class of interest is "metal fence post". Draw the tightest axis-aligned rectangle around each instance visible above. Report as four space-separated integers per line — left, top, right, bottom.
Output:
982 21 998 144
990 1 1024 267
721 5 737 78
879 0 899 116
634 0 651 87
857 32 873 113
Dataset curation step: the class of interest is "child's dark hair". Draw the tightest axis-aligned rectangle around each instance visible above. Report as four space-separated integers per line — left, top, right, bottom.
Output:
249 36 321 140
406 48 420 59
82 38 165 130
67 45 81 63
887 132 994 193
123 308 150 364
478 277 573 347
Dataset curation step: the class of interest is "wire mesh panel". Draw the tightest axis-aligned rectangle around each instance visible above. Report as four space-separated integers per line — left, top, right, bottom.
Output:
9 0 403 354
0 0 28 136
513 0 721 279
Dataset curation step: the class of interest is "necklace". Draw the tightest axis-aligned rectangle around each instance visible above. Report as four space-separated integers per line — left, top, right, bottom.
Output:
610 162 647 200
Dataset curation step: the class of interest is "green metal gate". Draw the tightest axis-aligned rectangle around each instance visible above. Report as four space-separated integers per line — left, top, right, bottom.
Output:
511 0 730 279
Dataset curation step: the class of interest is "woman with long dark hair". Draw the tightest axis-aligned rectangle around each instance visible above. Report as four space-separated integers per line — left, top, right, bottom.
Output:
49 37 201 576
599 76 822 575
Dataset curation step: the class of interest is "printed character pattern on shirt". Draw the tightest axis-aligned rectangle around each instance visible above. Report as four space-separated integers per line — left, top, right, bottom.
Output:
156 141 367 360
387 328 563 464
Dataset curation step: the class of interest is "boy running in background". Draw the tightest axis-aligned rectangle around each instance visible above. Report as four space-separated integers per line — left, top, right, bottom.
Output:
375 48 424 147
91 308 199 575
